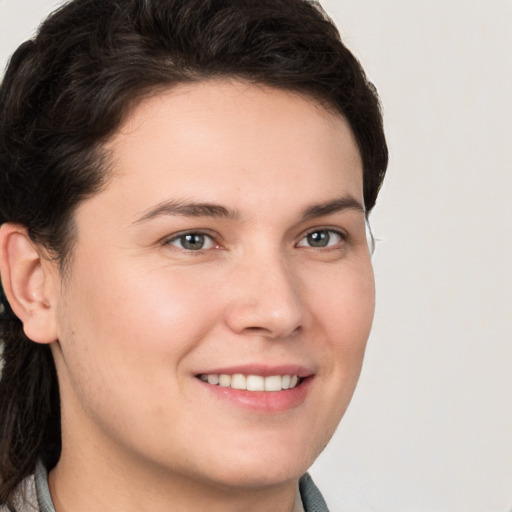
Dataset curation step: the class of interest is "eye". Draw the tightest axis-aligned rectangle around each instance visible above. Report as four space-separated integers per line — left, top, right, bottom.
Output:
166 232 217 251
296 229 345 248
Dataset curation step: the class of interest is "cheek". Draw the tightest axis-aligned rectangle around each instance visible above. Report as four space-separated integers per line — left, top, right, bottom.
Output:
54 261 226 442
54 259 226 415
69 259 221 347
308 260 375 401
310 259 375 343
297 262 374 460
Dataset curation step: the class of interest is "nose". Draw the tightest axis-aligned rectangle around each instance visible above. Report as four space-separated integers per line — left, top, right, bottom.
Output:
224 252 305 340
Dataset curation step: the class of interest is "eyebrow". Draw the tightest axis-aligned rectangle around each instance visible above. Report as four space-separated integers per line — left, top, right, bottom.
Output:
301 196 365 220
134 195 364 224
134 200 240 224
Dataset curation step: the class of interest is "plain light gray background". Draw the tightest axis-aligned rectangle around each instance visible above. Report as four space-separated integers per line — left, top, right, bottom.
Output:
1 1 511 511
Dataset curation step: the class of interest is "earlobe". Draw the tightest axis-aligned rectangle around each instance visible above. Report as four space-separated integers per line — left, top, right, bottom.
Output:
0 223 58 344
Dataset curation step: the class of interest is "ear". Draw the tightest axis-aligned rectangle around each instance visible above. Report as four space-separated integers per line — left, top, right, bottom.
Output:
0 223 58 344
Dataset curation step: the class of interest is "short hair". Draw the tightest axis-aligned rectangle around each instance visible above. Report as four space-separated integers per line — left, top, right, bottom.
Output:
0 0 388 505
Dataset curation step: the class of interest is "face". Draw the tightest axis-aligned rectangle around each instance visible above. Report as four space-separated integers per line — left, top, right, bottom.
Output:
50 80 374 490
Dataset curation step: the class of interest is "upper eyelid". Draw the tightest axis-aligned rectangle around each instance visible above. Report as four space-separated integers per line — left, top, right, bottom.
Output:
299 226 348 240
162 230 221 253
162 228 218 244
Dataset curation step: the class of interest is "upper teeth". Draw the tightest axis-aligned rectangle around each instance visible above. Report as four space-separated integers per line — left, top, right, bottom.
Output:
199 374 300 391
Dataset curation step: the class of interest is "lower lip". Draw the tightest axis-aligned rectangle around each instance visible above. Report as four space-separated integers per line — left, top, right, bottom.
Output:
196 377 313 413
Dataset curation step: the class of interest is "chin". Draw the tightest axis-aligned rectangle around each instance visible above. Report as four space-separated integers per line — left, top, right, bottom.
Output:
205 462 306 491
195 437 319 490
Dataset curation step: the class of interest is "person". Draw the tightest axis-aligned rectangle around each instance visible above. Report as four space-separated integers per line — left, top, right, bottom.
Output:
0 0 388 510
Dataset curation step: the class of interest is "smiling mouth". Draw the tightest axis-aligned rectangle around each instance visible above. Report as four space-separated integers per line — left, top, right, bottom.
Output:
197 373 302 392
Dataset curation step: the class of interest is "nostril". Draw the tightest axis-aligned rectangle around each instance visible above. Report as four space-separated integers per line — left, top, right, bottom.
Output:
241 324 302 338
245 326 267 333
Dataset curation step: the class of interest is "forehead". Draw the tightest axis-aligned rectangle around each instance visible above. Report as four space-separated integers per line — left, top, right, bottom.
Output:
84 80 364 226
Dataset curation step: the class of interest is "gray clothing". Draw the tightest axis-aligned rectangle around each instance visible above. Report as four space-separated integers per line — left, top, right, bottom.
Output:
1 460 329 512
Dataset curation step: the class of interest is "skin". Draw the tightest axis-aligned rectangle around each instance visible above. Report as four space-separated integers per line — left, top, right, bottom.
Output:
1 80 374 511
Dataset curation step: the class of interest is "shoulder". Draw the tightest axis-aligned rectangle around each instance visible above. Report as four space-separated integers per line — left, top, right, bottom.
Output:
299 473 330 512
0 473 40 512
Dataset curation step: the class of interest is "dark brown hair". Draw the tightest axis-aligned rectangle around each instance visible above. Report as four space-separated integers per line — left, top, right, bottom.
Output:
0 0 388 505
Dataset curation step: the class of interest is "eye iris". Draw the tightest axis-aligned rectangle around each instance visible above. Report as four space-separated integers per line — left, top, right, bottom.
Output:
307 230 329 247
181 234 205 250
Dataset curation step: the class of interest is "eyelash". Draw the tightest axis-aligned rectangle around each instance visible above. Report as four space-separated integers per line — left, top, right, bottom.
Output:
296 228 347 249
163 228 347 252
163 230 219 251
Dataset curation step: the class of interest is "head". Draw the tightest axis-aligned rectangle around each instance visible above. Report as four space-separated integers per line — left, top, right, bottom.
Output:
0 0 387 506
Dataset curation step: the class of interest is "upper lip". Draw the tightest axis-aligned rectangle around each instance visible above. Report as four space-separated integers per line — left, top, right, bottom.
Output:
195 364 313 378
